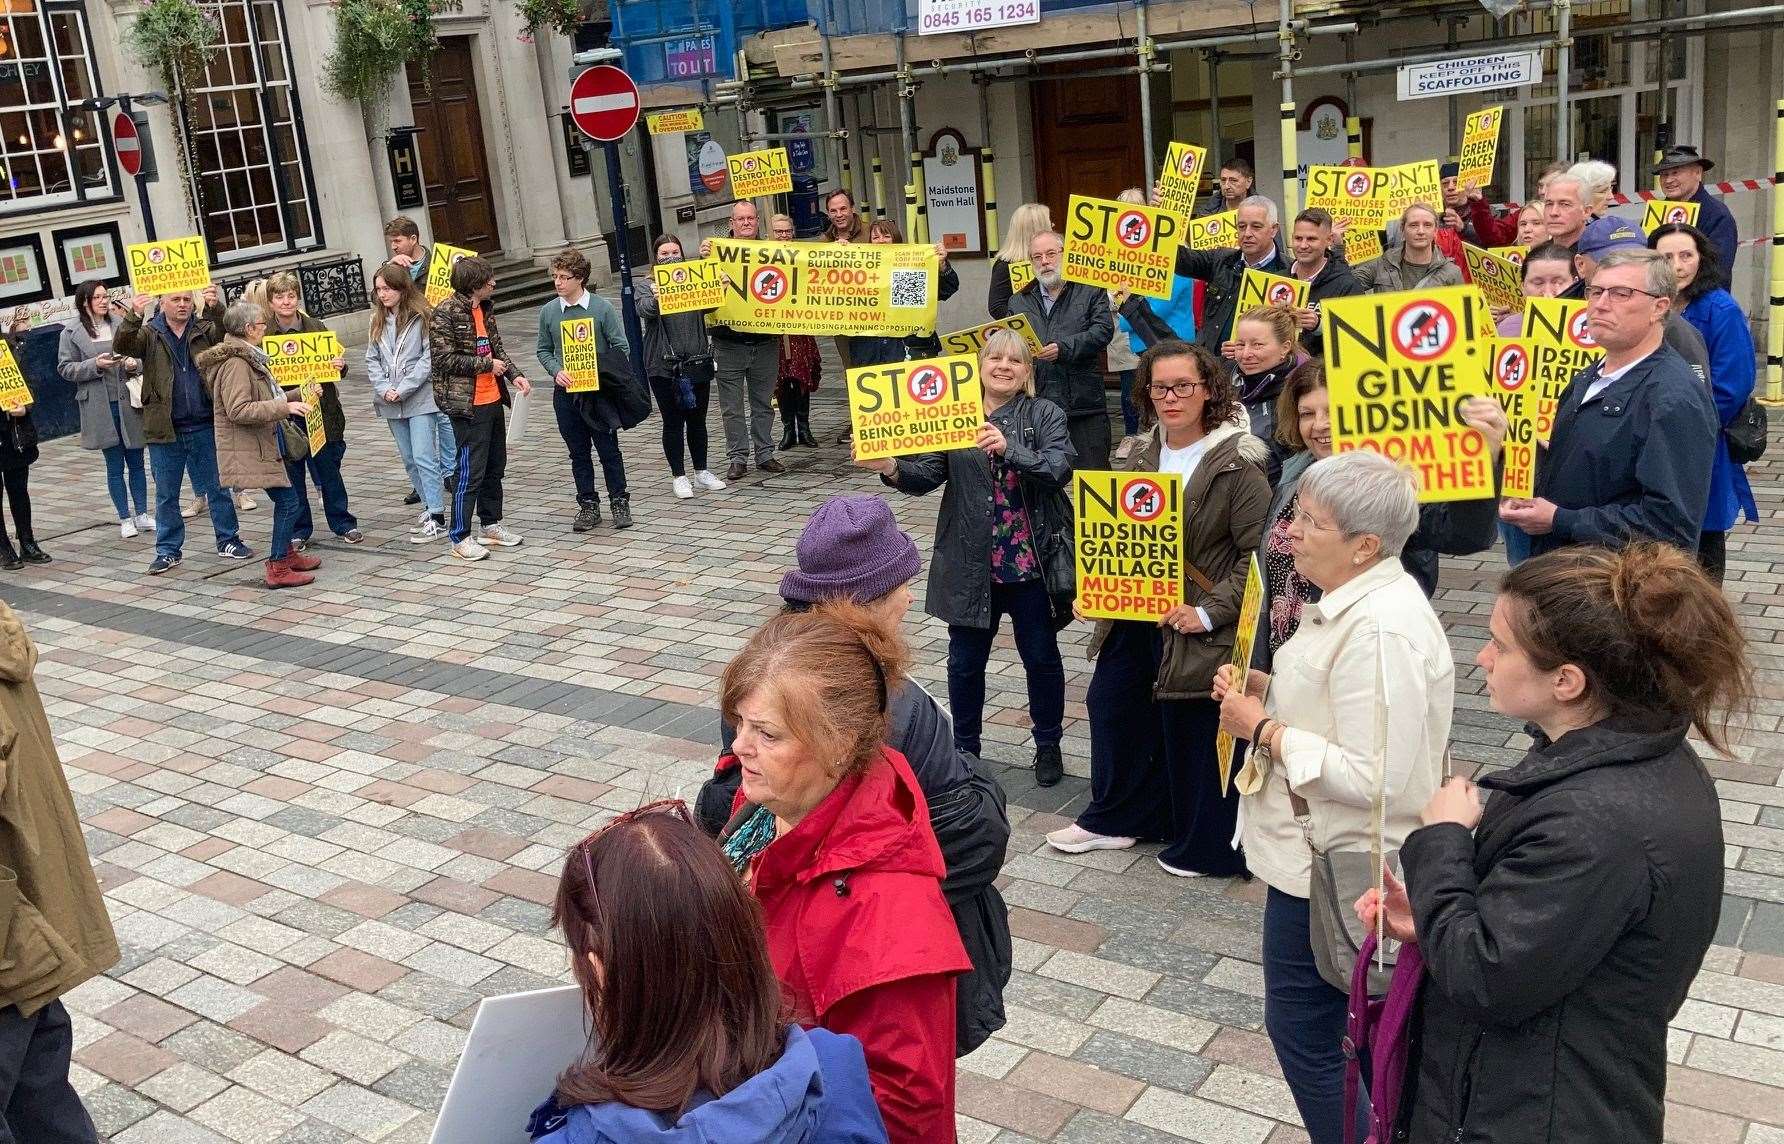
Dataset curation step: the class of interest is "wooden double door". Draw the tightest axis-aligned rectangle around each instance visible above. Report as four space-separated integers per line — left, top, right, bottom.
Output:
406 38 499 252
1032 65 1150 227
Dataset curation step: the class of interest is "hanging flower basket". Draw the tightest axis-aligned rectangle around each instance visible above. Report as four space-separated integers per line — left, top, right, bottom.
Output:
126 0 220 90
323 0 444 107
515 0 581 38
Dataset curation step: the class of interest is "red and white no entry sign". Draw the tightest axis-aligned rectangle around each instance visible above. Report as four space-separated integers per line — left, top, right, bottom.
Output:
113 111 141 177
568 66 641 143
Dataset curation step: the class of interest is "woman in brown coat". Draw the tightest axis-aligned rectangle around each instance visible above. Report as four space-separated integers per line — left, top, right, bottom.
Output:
198 302 318 589
1047 340 1271 877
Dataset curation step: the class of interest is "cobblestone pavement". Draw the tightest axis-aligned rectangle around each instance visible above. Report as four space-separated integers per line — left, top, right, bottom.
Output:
3 311 1780 1143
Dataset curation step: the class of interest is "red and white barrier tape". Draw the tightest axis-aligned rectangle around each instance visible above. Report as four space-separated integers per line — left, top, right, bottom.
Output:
1606 176 1779 206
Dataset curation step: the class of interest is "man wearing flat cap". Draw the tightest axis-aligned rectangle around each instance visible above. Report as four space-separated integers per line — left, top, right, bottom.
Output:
1656 145 1738 272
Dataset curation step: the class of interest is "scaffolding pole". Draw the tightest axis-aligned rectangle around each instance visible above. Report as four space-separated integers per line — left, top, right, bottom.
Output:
1208 50 1223 177
820 1 845 196
1555 0 1573 161
978 74 999 251
1278 0 1299 218
1768 98 1783 404
1137 0 1156 175
897 33 921 240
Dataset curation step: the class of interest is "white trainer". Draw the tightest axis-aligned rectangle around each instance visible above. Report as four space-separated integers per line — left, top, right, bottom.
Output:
134 513 156 531
480 523 523 547
1046 824 1136 854
672 476 694 499
450 536 488 561
119 518 138 539
410 518 446 544
693 469 727 491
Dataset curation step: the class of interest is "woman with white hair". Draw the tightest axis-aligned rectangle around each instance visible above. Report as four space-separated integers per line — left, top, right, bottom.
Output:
1567 159 1618 217
1211 450 1454 1144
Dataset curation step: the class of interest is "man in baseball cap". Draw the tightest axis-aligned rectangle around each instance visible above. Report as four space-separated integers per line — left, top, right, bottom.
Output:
1655 145 1738 271
1563 215 1710 384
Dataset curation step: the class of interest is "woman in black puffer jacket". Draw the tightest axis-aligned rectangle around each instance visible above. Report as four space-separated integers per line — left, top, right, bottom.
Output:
1359 543 1745 1143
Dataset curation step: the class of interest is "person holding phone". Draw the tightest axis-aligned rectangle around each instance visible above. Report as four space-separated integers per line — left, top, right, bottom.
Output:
57 283 150 539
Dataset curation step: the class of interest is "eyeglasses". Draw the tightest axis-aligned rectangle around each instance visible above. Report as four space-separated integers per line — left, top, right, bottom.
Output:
1583 285 1662 304
575 799 691 891
1291 507 1344 533
1148 382 1205 399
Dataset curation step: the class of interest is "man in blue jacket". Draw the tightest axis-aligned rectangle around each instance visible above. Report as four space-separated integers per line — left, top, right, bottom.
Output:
1501 248 1718 558
1656 146 1738 274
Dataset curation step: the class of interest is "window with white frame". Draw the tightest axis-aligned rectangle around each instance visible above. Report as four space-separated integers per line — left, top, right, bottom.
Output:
0 0 114 214
183 0 318 260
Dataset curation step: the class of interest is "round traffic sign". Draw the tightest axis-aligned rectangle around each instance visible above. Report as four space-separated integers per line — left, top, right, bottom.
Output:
568 65 641 143
113 112 141 178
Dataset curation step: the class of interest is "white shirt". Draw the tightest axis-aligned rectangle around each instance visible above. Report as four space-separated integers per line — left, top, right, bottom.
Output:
1160 435 1215 630
557 291 593 314
1581 350 1652 406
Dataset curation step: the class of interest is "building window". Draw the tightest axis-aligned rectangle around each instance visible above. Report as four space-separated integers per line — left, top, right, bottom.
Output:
0 0 114 214
182 0 318 260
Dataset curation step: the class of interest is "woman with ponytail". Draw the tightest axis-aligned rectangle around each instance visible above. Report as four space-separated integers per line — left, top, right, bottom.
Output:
1358 543 1748 1144
718 603 970 1144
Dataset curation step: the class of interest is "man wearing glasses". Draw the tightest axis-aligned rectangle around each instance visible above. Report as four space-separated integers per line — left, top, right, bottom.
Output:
1500 247 1718 558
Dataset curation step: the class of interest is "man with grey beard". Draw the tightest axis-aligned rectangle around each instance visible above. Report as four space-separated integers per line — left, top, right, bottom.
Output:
1006 229 1112 469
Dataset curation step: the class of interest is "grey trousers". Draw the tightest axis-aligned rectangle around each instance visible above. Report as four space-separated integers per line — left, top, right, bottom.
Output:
715 338 779 466
0 1000 98 1144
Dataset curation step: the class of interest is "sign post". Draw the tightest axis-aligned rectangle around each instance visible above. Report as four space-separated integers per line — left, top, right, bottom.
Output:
568 64 647 383
113 110 156 242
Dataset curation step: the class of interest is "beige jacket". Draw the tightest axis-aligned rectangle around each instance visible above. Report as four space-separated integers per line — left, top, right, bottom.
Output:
0 601 119 1015
1240 558 1454 898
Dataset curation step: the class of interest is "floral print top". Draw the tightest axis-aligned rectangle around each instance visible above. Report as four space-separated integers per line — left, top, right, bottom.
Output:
1265 496 1320 654
989 460 1040 584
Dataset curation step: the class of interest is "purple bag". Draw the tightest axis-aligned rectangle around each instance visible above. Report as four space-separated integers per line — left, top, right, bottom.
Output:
1343 932 1426 1144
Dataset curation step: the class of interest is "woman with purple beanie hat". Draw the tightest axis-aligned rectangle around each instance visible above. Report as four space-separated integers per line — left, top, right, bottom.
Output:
698 494 1014 1058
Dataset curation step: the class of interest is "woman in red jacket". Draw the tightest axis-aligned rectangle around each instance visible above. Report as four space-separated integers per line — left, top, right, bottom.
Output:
716 601 970 1144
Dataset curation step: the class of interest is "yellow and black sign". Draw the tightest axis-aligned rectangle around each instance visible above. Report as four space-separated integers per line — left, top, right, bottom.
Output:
1640 199 1700 234
127 236 210 296
727 147 793 199
1486 338 1539 499
1345 229 1385 266
1214 554 1264 790
938 313 1044 358
1320 285 1496 502
1074 470 1185 622
425 243 477 307
300 381 326 454
1489 245 1528 266
650 258 728 315
1231 269 1309 338
1521 297 1603 444
709 240 938 337
263 330 343 387
1008 259 1035 294
849 354 983 461
1062 194 1184 300
1461 245 1523 314
1188 210 1236 252
1304 160 1443 229
0 341 31 412
1156 142 1208 223
561 318 601 393
647 109 704 135
1456 107 1502 191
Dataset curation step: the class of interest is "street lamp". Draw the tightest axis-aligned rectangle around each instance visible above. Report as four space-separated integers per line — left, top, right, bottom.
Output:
72 92 168 240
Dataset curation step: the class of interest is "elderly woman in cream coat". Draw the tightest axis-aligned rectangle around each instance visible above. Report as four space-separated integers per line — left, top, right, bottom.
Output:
1210 450 1453 1144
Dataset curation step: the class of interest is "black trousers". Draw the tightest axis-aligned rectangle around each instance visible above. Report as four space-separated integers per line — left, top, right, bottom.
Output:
551 387 627 500
648 376 711 476
0 1000 98 1144
0 467 31 544
1697 529 1727 584
777 381 810 418
448 402 505 543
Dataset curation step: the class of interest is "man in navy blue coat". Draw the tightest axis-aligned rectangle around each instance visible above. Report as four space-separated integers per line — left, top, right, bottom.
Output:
1500 247 1718 558
1656 146 1739 274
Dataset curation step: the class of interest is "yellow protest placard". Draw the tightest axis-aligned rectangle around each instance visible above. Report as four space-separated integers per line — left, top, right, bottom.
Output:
1231 269 1310 337
1488 338 1543 499
0 340 32 412
646 109 703 135
126 236 210 296
938 313 1044 357
1641 199 1700 234
1390 159 1445 213
1522 297 1602 444
709 240 938 337
1320 285 1496 502
425 243 476 306
1345 229 1385 266
263 330 343 388
849 354 983 461
1214 554 1264 790
299 381 326 454
1062 194 1185 301
1461 245 1524 314
727 147 793 199
561 317 600 392
650 258 728 315
1008 259 1035 294
1157 142 1208 222
1074 470 1184 622
1489 245 1528 266
1305 161 1443 229
1456 107 1503 190
1188 210 1236 252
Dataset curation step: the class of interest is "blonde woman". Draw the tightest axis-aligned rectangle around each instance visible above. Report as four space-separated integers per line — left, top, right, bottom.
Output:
988 203 1053 319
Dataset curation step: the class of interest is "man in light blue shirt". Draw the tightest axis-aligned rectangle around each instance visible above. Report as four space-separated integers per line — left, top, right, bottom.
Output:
535 248 633 531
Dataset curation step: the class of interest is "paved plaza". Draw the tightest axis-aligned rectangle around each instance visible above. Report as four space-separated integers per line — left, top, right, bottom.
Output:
3 312 1781 1143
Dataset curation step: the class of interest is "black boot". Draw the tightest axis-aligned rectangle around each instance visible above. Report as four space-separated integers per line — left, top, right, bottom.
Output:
1034 744 1064 787
611 494 633 530
17 536 48 565
796 413 818 448
779 411 798 451
573 495 600 532
0 536 18 571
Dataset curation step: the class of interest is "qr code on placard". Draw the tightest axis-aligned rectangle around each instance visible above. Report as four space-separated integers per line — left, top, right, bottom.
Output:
889 269 929 309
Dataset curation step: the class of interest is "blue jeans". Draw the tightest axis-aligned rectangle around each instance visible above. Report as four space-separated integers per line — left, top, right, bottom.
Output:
946 578 1065 756
102 401 149 519
1500 520 1532 567
1264 888 1367 1144
387 413 446 515
265 482 301 559
552 386 627 500
1117 369 1140 437
150 427 239 559
290 439 357 540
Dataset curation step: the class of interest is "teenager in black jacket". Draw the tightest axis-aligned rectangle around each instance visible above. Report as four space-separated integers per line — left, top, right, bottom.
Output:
1360 543 1744 1143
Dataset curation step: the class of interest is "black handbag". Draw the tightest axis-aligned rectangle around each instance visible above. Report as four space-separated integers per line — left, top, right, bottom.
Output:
1724 397 1767 465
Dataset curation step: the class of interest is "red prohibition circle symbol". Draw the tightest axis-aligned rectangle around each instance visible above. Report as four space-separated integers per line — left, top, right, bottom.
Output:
1115 210 1152 249
905 365 948 405
1344 172 1371 198
749 266 790 304
1390 299 1457 362
280 339 298 355
1266 282 1296 305
1567 308 1596 349
1666 206 1687 223
1178 153 1198 177
1495 345 1530 389
149 248 165 264
1121 477 1166 522
671 267 687 283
